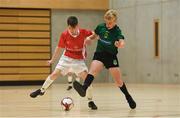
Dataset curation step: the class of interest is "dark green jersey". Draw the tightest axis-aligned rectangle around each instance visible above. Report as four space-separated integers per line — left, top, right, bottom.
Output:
94 23 124 55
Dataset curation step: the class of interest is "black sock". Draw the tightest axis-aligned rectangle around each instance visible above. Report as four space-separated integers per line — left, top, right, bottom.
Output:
119 82 130 97
83 74 94 90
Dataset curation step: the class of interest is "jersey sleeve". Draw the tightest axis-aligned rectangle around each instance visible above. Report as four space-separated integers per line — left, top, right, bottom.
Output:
84 29 93 37
117 28 125 40
94 25 100 35
58 33 66 48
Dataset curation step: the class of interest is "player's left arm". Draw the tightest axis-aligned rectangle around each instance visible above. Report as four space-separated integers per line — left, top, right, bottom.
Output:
114 28 125 48
115 39 125 48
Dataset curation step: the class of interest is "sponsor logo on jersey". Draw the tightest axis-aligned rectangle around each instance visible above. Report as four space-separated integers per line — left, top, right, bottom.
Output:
99 39 111 45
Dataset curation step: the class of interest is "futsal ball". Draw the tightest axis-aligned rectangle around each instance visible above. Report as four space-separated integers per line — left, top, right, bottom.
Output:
61 97 74 111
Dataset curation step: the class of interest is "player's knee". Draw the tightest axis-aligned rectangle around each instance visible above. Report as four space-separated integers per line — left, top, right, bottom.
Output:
115 78 123 87
50 72 58 79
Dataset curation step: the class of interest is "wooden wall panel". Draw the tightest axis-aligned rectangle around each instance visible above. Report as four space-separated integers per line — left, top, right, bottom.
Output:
0 46 50 52
0 24 50 31
0 74 48 81
0 39 50 45
0 31 50 38
0 53 50 59
0 17 50 24
0 68 50 74
0 8 51 81
0 60 49 67
0 9 50 16
0 0 109 10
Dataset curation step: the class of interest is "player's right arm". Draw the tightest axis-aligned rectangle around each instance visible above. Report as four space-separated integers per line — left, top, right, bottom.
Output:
84 24 103 46
47 46 62 65
47 32 65 65
84 32 99 45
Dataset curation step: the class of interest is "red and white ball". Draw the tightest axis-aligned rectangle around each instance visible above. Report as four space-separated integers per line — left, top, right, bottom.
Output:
61 97 74 111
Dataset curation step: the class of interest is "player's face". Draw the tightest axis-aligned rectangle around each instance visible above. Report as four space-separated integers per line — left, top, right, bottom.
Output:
68 25 79 36
105 18 116 29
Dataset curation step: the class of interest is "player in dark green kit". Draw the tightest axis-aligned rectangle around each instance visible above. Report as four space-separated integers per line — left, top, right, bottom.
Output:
73 9 136 109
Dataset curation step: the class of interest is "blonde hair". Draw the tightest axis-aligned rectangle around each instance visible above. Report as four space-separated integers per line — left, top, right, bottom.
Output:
104 9 117 21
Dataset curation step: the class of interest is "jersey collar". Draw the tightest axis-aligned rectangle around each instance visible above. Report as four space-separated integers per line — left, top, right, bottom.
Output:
68 29 80 38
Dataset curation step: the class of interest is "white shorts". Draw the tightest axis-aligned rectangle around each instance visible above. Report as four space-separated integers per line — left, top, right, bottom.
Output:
55 55 88 76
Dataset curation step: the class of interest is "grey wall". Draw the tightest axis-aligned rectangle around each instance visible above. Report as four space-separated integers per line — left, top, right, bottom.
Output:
110 0 180 84
51 10 109 83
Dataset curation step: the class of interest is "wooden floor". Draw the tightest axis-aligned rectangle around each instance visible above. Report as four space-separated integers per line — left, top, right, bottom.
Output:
0 83 180 118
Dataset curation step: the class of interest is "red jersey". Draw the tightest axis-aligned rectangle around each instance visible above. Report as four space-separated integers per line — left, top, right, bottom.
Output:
58 29 92 59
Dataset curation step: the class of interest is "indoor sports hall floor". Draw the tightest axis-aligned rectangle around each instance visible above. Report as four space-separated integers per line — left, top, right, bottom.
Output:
0 83 180 118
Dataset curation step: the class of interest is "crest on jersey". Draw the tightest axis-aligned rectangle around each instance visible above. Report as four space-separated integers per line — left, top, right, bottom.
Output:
113 59 118 65
104 31 109 39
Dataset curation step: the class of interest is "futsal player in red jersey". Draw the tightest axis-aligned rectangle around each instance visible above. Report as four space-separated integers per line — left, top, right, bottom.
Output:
30 16 97 110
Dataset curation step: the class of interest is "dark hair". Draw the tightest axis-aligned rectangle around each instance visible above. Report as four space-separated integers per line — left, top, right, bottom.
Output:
67 16 78 28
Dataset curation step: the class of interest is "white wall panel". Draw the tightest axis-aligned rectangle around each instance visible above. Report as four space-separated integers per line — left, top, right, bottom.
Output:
162 0 180 83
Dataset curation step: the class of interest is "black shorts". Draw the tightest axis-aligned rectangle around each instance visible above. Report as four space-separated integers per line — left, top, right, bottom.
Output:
93 51 119 69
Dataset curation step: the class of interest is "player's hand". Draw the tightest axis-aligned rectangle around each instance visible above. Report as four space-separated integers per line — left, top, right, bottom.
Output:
47 60 54 65
84 37 92 46
114 40 125 48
